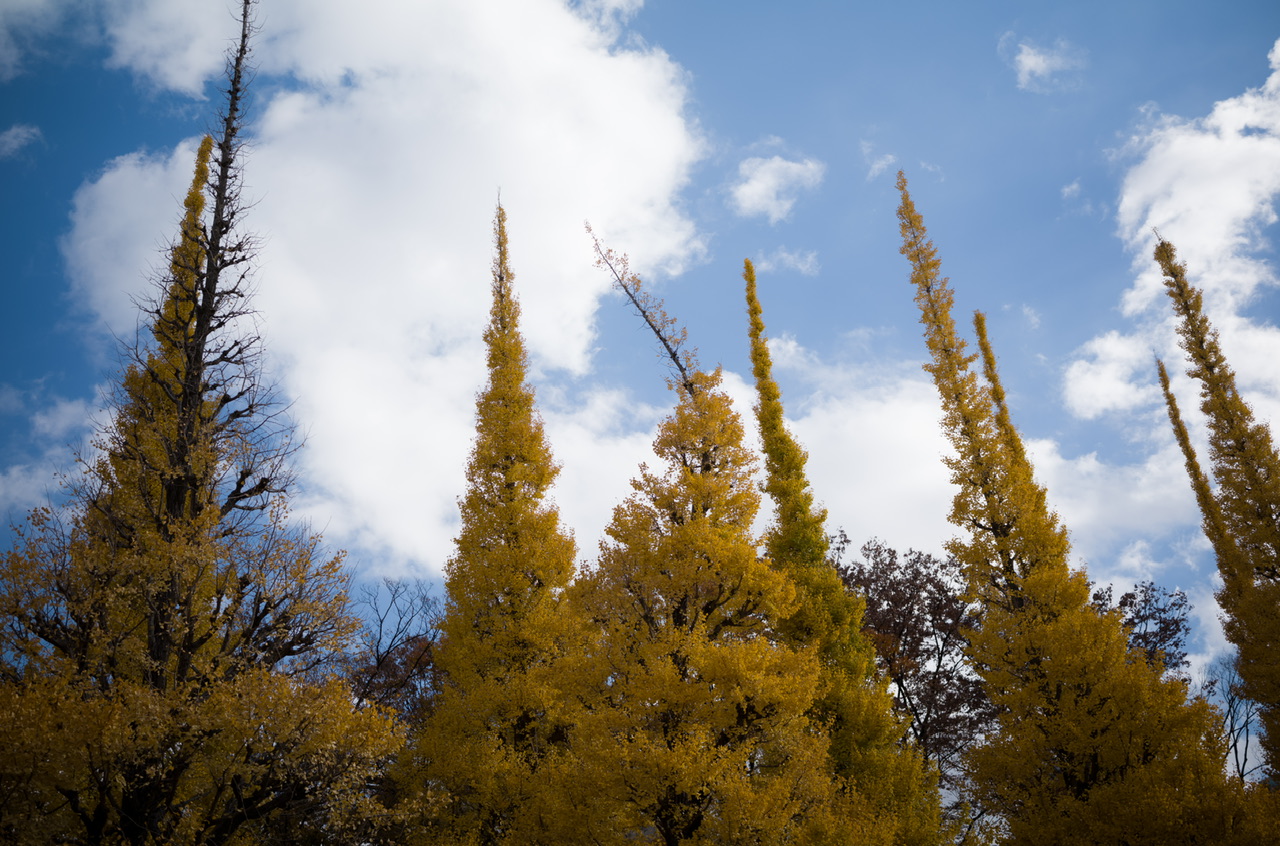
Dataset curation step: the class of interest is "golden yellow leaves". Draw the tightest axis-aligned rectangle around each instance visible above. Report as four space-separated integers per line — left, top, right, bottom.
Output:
897 173 1254 844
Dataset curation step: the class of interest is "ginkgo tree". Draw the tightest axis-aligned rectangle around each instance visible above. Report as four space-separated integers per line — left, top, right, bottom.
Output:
0 4 399 844
1154 237 1280 780
895 171 1260 846
745 259 944 845
397 204 583 845
566 242 842 844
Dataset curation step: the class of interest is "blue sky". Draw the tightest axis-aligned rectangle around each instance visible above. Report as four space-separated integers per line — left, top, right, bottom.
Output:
3 0 1280 673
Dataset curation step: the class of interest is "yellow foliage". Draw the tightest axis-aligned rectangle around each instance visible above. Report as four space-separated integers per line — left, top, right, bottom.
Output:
0 41 399 843
896 172 1256 844
744 259 943 845
1154 237 1280 777
399 204 581 844
568 355 838 842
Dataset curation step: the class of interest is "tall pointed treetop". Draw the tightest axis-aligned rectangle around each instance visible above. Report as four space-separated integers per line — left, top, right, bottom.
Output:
744 258 829 569
744 258 942 842
895 171 1050 607
401 204 579 844
1155 236 1280 776
896 173 1251 845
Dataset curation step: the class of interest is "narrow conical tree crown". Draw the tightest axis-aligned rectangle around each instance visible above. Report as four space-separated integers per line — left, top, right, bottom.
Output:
106 133 217 543
745 258 830 571
744 259 941 845
446 204 577 635
897 178 1070 607
896 172 1254 845
1155 237 1280 775
403 203 579 844
0 5 399 842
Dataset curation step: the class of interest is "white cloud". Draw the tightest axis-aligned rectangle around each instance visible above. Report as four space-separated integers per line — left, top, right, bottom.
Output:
860 140 897 181
98 0 241 95
542 386 665 566
1062 330 1158 420
0 123 41 158
64 139 208 348
0 0 77 81
62 0 706 576
729 154 825 224
0 388 100 522
754 247 819 276
1065 37 1280 428
1115 48 1280 318
1027 438 1201 575
0 457 64 517
1000 33 1087 93
764 337 955 556
1061 179 1081 200
1020 304 1041 329
31 396 92 441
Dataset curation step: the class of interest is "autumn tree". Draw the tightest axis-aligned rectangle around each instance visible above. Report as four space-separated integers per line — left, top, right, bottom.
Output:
342 578 441 719
1090 579 1191 677
894 171 1258 845
1154 236 1280 777
837 539 992 826
568 243 839 844
396 204 582 845
0 4 400 844
744 260 943 845
1198 653 1267 783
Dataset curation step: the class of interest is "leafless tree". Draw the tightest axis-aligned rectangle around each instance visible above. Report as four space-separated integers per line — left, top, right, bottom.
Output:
1200 653 1266 782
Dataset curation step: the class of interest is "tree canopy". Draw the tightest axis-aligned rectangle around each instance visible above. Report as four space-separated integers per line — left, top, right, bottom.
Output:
5 12 1280 842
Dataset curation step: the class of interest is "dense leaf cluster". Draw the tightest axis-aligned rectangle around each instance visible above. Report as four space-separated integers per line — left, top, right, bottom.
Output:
3 6 1279 844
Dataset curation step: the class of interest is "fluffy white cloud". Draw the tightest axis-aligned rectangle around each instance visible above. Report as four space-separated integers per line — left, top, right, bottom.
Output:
1115 47 1280 318
859 140 897 181
754 247 820 276
541 386 665 566
1000 34 1087 93
0 0 73 80
99 0 232 94
0 123 41 157
31 396 92 440
1065 38 1280 428
62 0 706 576
64 139 207 347
1027 438 1202 576
1062 330 1159 419
729 155 825 224
0 388 99 520
765 336 955 556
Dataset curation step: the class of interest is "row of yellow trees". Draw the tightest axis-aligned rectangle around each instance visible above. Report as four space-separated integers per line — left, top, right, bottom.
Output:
386 206 943 844
3 3 1279 842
